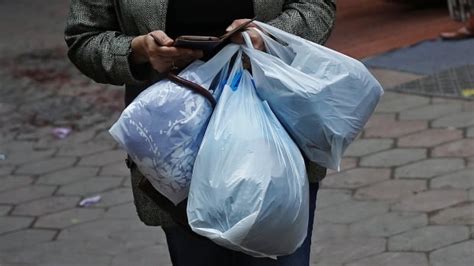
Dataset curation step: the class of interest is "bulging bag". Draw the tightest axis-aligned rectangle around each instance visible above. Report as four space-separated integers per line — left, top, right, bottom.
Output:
187 52 309 258
109 45 239 205
242 23 384 170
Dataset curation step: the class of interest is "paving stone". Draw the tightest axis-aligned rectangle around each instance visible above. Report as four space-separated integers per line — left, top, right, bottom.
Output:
389 225 469 252
0 216 34 234
78 149 126 166
100 161 129 177
431 203 474 225
57 141 115 157
363 114 396 129
0 239 114 265
469 188 474 201
360 149 426 167
463 101 474 111
350 212 427 237
0 141 35 153
3 149 55 166
432 139 474 157
36 166 99 185
108 224 168 252
311 237 386 265
432 112 474 129
0 185 56 204
34 208 105 229
34 130 97 150
392 190 468 212
0 102 16 115
467 126 474 138
468 156 474 168
0 165 14 176
375 94 430 113
429 240 474 266
57 218 166 248
15 157 77 175
347 252 428 266
93 188 133 207
0 175 34 192
316 189 352 209
355 179 427 201
111 245 172 266
327 157 358 175
13 196 80 216
432 98 466 104
344 139 394 157
316 200 389 224
57 177 122 196
15 127 53 141
312 262 343 266
395 158 465 179
104 203 136 219
93 129 118 145
399 103 463 121
322 168 391 189
0 229 56 250
312 224 350 242
369 70 422 89
431 169 474 189
364 119 428 138
398 129 463 148
0 205 12 215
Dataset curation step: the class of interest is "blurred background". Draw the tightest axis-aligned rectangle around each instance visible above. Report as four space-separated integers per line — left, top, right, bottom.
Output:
0 0 473 265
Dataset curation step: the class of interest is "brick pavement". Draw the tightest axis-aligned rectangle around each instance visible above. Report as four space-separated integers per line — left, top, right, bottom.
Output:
1 52 473 266
1 1 474 265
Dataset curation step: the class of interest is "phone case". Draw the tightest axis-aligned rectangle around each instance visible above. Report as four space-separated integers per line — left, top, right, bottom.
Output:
173 18 256 52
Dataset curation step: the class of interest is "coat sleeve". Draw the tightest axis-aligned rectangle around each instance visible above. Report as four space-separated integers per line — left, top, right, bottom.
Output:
64 0 152 86
267 0 336 44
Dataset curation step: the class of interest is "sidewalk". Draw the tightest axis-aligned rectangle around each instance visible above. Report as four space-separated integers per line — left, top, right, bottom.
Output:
1 1 473 265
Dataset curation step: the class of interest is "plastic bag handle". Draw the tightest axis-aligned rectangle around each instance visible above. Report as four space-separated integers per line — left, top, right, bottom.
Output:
193 44 240 83
241 31 254 49
167 73 217 108
253 21 304 46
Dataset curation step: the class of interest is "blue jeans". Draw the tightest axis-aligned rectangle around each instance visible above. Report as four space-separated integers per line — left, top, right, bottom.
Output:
162 182 319 266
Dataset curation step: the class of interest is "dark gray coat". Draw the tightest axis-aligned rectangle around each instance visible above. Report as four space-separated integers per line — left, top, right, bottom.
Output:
65 0 336 226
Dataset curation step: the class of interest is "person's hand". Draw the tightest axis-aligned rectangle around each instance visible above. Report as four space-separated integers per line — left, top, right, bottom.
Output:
227 19 265 51
131 30 204 73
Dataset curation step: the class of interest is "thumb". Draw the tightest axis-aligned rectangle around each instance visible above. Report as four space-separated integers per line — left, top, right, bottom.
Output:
150 31 174 46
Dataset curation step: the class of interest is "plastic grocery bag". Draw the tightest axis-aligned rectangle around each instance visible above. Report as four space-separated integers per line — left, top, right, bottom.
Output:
109 45 239 205
242 23 384 170
187 51 309 258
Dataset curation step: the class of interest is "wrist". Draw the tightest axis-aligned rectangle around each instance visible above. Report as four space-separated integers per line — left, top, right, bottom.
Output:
130 35 148 64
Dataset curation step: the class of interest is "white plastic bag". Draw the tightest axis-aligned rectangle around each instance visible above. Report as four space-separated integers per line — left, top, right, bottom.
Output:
242 23 384 170
109 45 239 205
187 51 309 258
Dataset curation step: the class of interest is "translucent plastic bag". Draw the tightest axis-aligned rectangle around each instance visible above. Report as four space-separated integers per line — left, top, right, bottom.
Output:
242 23 384 170
187 51 309 258
109 45 239 204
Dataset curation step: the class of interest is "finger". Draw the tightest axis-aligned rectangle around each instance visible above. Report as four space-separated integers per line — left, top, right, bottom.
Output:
149 46 194 58
174 58 195 68
247 29 265 51
226 18 256 32
180 50 204 61
149 58 174 73
230 33 244 44
148 31 174 46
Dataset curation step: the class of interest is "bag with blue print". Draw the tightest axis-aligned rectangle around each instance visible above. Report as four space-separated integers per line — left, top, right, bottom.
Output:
109 45 239 205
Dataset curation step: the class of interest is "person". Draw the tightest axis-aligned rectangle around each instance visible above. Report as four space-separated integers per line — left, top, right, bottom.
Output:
441 0 474 39
65 1 336 265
